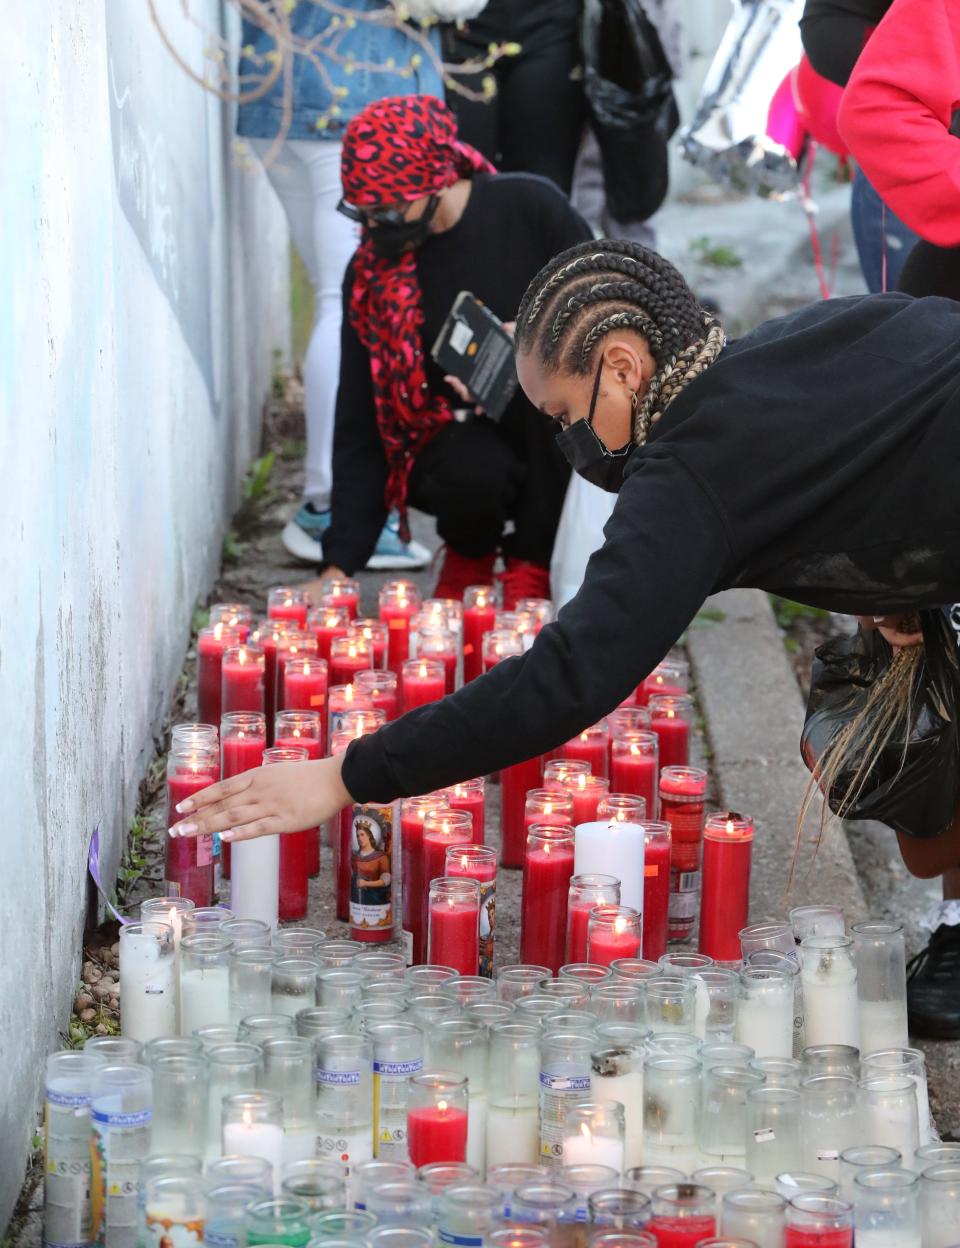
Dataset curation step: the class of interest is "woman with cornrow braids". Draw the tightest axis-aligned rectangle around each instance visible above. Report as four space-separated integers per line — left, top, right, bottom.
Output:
176 239 960 1032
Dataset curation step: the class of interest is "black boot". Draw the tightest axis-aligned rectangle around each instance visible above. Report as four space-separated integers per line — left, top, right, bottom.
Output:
907 923 960 1039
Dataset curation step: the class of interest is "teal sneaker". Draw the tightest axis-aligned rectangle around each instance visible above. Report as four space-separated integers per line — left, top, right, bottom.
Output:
282 502 331 563
366 512 431 571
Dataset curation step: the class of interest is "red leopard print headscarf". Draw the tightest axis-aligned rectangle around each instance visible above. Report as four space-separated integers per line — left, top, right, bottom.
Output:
341 95 496 539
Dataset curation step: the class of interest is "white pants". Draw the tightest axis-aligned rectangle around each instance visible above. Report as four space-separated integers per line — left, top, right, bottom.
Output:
251 138 360 508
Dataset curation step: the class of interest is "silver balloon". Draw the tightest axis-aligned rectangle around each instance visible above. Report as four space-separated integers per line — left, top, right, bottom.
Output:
680 0 807 199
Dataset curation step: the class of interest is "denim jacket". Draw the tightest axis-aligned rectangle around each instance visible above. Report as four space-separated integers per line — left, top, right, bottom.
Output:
236 0 445 142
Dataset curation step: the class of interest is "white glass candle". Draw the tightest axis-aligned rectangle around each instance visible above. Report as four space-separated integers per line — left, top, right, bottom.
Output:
736 968 794 1058
800 936 860 1049
486 1022 541 1167
857 1076 919 1172
232 830 280 930
222 1091 285 1196
561 1101 625 1174
590 1044 644 1168
180 933 232 1035
862 1047 933 1147
574 820 645 913
485 1103 540 1167
120 922 177 1043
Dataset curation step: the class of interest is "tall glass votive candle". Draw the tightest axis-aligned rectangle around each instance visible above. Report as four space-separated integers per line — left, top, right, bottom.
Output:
220 642 266 721
316 1030 374 1184
262 745 311 922
644 976 697 1036
800 937 860 1050
422 808 475 956
229 947 275 1021
562 773 611 826
485 1022 542 1167
588 906 642 967
407 1072 469 1167
861 1047 932 1146
482 627 523 672
400 793 450 965
121 921 177 1043
567 874 621 964
659 766 707 943
642 1056 701 1174
497 964 552 1003
598 794 648 825
446 844 497 977
699 814 754 962
274 710 323 875
413 626 458 694
838 1146 902 1203
428 1017 489 1174
525 788 574 836
321 576 361 621
701 1066 765 1165
590 982 644 1025
222 1090 285 1196
355 667 400 723
500 750 544 869
90 1064 154 1246
853 1168 920 1248
245 1195 313 1246
639 657 690 706
428 878 481 976
736 968 794 1059
721 1189 787 1247
273 633 319 712
508 1181 580 1247
587 1187 652 1230
648 1183 716 1247
436 1183 502 1243
746 1086 803 1181
521 826 576 974
270 957 318 1019
539 1031 596 1170
635 821 671 961
442 777 486 844
608 706 653 756
851 921 908 1051
856 1075 919 1172
150 1055 206 1156
463 585 498 683
280 655 328 728
204 1040 264 1157
368 1020 425 1162
649 694 694 770
308 604 351 663
329 633 374 689
401 656 446 713
920 1164 960 1248
209 601 254 637
43 1051 105 1248
610 732 659 817
165 742 219 906
261 1036 317 1167
545 758 592 788
249 619 294 742
197 623 241 728
352 617 389 670
784 1194 853 1247
557 722 611 779
179 933 231 1034
799 1075 858 1182
590 1042 644 1168
268 586 311 629
789 906 846 944
379 580 421 672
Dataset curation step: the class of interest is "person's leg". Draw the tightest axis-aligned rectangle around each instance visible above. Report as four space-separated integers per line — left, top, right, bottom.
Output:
897 826 960 1038
850 168 920 294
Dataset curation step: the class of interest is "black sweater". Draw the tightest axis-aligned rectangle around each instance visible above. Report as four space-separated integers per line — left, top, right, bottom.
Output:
342 293 960 802
322 173 593 575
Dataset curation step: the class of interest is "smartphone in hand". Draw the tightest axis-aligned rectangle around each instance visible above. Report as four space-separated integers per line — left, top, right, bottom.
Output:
431 291 518 422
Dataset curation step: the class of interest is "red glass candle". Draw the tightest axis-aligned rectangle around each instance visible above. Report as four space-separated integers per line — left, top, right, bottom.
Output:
500 755 543 869
282 657 328 742
524 789 573 839
659 766 708 944
637 821 672 961
221 644 266 718
414 627 458 695
209 602 253 640
354 669 400 723
648 1184 716 1248
308 605 350 663
597 794 647 823
784 1196 853 1248
638 656 690 707
513 597 554 634
587 904 642 967
482 628 523 673
421 810 474 953
197 624 241 729
263 745 310 921
607 707 650 774
327 684 375 744
274 710 324 877
565 873 620 964
348 795 399 944
610 731 659 817
249 619 294 746
556 721 610 780
520 825 575 974
351 618 389 671
329 634 374 689
273 633 318 716
329 728 361 922
400 793 451 966
543 758 591 790
560 773 610 827
698 812 755 962
319 576 361 622
442 777 485 844
649 694 694 772
401 657 446 714
268 585 310 630
428 878 480 976
219 712 266 881
165 744 219 907
407 1073 469 1166
378 580 421 673
462 585 498 684
445 844 497 978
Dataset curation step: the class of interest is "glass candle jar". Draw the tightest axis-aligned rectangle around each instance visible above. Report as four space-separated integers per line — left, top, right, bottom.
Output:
776 1174 839 1201
221 1090 284 1196
498 965 552 1003
588 906 643 968
310 1209 378 1240
120 921 177 1043
314 1030 374 1185
659 767 708 945
141 1037 203 1066
367 1020 425 1163
736 968 794 1059
701 1068 765 1165
428 878 481 977
407 995 461 1029
801 1045 860 1080
800 937 860 1050
695 970 740 1042
91 1066 155 1248
205 1042 264 1161
853 1168 920 1248
562 773 612 827
405 964 457 994
229 947 276 1022
598 794 649 825
417 1161 480 1214
920 1164 960 1248
721 1189 786 1248
567 875 622 965
915 1142 960 1166
237 1013 295 1043
44 1052 105 1248
427 1018 489 1175
590 1044 644 1169
406 1072 469 1167
165 742 219 906
209 601 254 635
556 721 611 780
510 1182 580 1248
521 826 576 974
851 922 908 1052
562 1101 626 1175
588 1188 652 1229
318 969 367 1012
220 917 271 947
179 933 232 1035
648 1034 703 1060
746 1086 802 1181
271 957 319 1019
590 984 644 1026
700 1042 754 1072
642 1056 701 1175
365 1179 432 1227
648 1183 717 1247
437 1182 503 1242
205 1155 274 1189
441 975 498 1008
610 732 659 820
144 1175 206 1248
487 1163 549 1218
838 1146 902 1202
485 1022 542 1168
698 814 755 963
245 1196 313 1247
799 1075 858 1182
445 844 497 980
691 1168 754 1222
789 907 845 943
649 695 694 770
150 1056 207 1156
83 1036 141 1065
623 1166 687 1197
784 1194 853 1247
539 1032 596 1169
352 1159 415 1210
861 1047 933 1146
204 1180 272 1246
856 1075 919 1172
645 976 697 1035
261 1037 317 1167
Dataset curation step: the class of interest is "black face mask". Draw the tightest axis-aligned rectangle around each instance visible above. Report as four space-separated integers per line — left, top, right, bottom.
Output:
369 195 441 260
555 358 633 493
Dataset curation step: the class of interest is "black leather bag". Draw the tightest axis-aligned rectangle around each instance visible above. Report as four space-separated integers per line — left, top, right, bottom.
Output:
582 0 680 222
801 610 960 839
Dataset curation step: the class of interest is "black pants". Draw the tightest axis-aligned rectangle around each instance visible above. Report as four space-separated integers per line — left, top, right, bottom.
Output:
446 0 586 196
407 407 571 566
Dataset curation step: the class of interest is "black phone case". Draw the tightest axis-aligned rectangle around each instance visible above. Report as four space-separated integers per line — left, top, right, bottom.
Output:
430 291 518 423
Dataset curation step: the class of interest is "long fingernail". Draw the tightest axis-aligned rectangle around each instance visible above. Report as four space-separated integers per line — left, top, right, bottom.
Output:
176 799 195 814
173 822 197 837
221 829 235 842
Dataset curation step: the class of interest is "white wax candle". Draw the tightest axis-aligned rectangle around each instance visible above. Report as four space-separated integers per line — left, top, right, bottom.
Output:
856 1231 921 1248
120 930 177 1043
596 1070 644 1167
693 976 711 1040
858 998 909 1051
467 1093 487 1177
231 834 280 930
574 821 645 913
180 966 231 1035
485 1103 539 1167
283 1124 318 1166
736 991 793 1059
562 1125 624 1172
801 963 860 1048
862 1099 918 1171
223 1119 284 1196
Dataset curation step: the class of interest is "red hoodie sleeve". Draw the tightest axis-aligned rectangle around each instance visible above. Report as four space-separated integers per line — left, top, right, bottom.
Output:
838 0 960 247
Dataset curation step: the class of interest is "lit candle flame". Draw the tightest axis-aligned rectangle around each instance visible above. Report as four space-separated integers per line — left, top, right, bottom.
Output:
418 662 428 678
580 731 589 743
213 622 224 640
459 854 469 870
614 916 627 936
630 744 640 756
580 1122 592 1142
238 647 247 665
726 818 735 836
576 774 587 791
303 660 311 676
438 1099 448 1113
242 1109 253 1128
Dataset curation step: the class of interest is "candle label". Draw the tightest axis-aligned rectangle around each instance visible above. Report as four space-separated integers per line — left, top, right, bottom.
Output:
479 878 496 979
90 1107 153 1246
439 1233 484 1246
196 833 213 868
317 1126 374 1174
402 927 414 967
753 1128 776 1143
373 1056 423 1159
44 1093 95 1247
539 1071 591 1164
349 803 396 937
668 869 700 920
145 1213 204 1248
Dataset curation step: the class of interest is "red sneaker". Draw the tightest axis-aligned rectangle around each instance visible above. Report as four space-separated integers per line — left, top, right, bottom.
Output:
498 558 551 611
433 548 498 601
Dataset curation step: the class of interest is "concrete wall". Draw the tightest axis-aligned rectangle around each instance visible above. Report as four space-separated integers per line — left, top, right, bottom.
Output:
0 0 289 1220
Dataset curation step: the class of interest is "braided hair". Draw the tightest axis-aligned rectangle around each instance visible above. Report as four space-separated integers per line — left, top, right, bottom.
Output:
515 239 725 445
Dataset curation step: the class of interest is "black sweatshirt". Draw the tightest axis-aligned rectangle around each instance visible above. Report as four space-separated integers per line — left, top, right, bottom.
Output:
322 173 593 575
342 293 960 803
800 0 891 86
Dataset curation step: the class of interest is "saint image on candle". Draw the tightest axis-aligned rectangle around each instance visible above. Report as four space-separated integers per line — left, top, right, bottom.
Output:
480 891 495 978
351 816 392 910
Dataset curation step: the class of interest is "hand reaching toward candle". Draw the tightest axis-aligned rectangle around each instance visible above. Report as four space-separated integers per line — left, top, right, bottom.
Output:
170 754 351 843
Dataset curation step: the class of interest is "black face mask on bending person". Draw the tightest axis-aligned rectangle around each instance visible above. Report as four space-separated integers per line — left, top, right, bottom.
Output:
555 356 635 493
369 194 441 261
